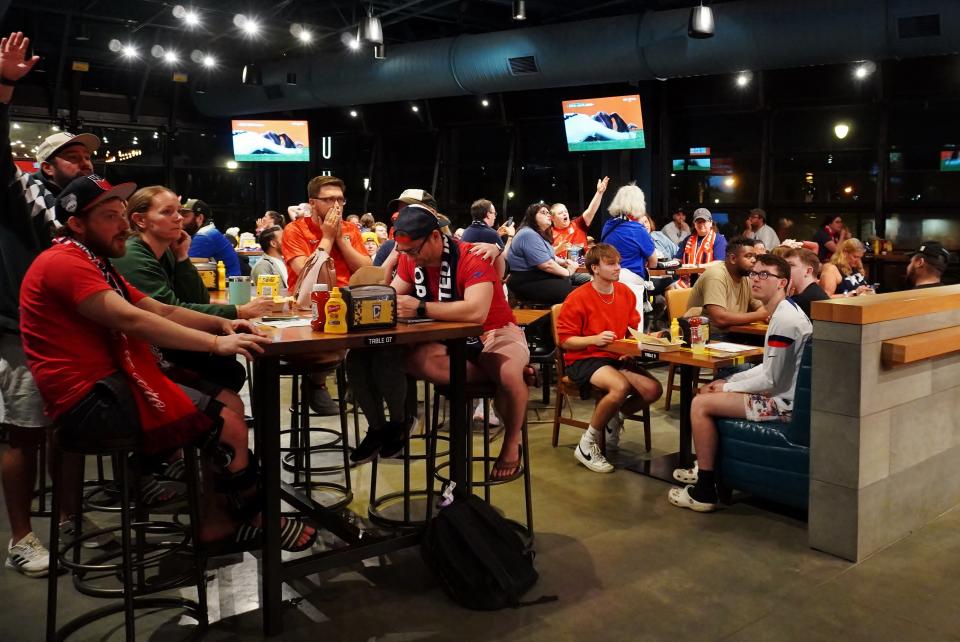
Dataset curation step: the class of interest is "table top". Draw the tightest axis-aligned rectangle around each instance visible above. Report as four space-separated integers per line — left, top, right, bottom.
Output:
608 340 764 368
512 308 550 326
811 284 960 325
252 319 484 358
728 323 768 336
649 265 708 277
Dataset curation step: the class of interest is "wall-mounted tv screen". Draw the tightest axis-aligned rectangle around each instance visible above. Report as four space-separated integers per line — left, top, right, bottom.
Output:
688 158 711 171
231 119 310 162
689 146 711 156
672 159 685 171
562 94 645 152
941 149 960 172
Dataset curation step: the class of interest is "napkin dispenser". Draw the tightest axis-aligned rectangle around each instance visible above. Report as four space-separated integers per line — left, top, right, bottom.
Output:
341 285 397 330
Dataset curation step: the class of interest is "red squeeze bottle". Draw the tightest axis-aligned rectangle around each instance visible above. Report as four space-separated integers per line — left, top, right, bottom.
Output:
310 284 330 331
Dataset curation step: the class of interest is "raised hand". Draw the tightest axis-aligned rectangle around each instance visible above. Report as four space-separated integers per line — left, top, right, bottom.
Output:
0 32 40 83
596 176 610 194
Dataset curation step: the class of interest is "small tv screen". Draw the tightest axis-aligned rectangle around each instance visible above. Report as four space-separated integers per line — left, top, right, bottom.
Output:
562 94 645 152
941 149 960 172
231 119 310 162
672 159 685 171
689 146 711 157
688 158 711 171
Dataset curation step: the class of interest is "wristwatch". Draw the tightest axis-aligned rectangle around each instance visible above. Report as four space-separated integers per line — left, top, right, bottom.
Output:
417 300 427 318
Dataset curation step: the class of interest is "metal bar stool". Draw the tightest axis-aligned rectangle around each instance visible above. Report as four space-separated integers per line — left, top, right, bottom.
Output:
430 382 534 539
46 432 207 642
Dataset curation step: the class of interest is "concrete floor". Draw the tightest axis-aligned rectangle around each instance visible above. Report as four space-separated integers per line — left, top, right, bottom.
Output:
2 367 959 641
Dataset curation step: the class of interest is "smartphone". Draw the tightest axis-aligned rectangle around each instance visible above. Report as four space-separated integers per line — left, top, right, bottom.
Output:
504 217 514 227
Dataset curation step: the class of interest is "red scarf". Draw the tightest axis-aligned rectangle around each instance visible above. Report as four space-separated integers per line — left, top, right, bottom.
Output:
55 238 213 454
683 230 716 265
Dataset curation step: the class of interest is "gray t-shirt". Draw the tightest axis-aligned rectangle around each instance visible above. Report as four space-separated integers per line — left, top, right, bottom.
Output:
506 227 555 272
746 224 781 252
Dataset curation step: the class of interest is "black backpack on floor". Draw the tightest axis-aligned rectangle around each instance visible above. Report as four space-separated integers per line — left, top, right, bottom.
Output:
421 494 556 610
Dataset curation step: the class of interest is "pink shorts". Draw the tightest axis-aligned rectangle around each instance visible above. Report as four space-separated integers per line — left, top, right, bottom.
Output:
479 323 530 362
743 393 791 423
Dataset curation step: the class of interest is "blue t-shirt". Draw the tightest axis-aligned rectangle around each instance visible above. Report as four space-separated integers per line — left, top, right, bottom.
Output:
461 221 503 248
373 239 395 267
600 218 655 278
507 227 555 272
188 224 242 276
675 233 727 262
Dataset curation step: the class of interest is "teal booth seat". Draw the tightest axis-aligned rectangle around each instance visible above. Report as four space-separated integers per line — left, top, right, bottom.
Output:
716 342 812 510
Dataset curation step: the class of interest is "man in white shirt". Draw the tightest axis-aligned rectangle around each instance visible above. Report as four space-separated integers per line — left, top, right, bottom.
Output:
668 253 812 512
250 225 288 288
744 208 781 252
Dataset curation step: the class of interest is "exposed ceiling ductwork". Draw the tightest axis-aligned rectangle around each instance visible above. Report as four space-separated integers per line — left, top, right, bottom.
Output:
192 0 960 116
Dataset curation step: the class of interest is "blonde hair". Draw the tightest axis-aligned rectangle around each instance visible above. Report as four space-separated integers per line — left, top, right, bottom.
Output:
126 186 176 234
830 238 865 277
607 184 646 220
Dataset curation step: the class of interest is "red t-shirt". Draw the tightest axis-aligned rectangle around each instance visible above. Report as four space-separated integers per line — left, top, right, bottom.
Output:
552 217 589 259
396 241 516 333
281 216 367 291
557 281 639 365
19 243 148 420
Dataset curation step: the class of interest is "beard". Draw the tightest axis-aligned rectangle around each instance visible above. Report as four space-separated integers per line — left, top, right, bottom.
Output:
183 220 200 235
82 232 128 259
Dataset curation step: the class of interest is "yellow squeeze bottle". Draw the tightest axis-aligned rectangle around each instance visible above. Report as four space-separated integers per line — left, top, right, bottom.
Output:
216 261 226 290
323 287 348 334
670 318 680 344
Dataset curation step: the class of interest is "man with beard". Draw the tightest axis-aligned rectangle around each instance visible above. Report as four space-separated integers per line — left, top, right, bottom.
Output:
0 32 104 577
683 236 768 339
20 175 315 553
180 198 244 277
906 241 950 289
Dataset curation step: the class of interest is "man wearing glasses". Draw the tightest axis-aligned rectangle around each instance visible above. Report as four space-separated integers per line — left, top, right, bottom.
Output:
281 175 370 293
669 253 812 512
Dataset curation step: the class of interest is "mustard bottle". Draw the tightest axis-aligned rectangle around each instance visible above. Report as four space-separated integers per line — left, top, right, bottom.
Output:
323 287 348 334
670 318 680 344
216 260 226 290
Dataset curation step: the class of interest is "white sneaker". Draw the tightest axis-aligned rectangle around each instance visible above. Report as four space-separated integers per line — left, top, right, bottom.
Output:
604 414 624 451
668 485 719 513
672 462 699 484
472 402 501 427
60 515 116 549
5 532 49 578
575 442 614 473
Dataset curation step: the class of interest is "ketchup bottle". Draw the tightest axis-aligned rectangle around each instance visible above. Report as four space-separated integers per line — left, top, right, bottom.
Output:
310 284 330 331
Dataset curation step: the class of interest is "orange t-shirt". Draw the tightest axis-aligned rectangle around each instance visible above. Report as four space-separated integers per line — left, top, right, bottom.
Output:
556 281 639 366
551 217 589 259
281 216 367 291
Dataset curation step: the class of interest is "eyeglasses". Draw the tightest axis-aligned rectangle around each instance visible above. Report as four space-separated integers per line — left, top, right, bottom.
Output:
395 235 431 256
748 270 786 281
311 196 347 206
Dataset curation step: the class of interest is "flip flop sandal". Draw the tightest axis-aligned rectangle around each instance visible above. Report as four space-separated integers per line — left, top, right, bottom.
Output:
667 485 719 513
672 462 699 484
489 446 524 483
204 518 317 557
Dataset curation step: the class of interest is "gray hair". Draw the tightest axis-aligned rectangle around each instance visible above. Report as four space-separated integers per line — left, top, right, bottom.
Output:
607 184 646 220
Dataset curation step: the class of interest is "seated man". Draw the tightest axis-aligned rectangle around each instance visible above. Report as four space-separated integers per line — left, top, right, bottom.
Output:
395 206 530 480
557 244 663 473
683 236 768 339
180 198 245 277
783 247 829 317
668 254 812 512
20 175 314 551
250 225 288 288
676 208 727 264
906 241 950 289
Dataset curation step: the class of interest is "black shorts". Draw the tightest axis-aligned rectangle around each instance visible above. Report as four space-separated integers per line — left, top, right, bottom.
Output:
56 372 224 454
565 357 655 400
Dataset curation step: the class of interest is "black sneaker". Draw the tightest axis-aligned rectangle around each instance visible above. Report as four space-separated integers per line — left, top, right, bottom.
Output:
309 385 341 416
378 416 419 459
350 429 384 464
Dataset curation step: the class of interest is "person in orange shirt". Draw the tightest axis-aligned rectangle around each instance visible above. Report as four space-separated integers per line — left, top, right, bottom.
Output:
550 176 609 259
281 175 370 413
556 243 663 474
281 175 370 292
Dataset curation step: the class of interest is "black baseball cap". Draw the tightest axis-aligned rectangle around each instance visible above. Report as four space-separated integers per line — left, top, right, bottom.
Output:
181 198 212 219
393 205 442 241
55 174 137 224
913 241 951 272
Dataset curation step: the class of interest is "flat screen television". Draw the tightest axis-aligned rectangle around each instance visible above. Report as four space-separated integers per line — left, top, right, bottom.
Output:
689 146 711 156
940 149 960 172
231 119 310 162
672 159 685 171
687 158 711 171
562 94 645 152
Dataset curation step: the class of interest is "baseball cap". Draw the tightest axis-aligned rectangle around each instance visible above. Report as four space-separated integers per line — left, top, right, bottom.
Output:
693 208 713 222
36 132 100 164
913 241 951 271
181 198 212 219
393 205 442 241
55 175 136 224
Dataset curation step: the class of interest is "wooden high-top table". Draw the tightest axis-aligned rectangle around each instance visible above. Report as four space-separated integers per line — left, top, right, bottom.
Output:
250 319 482 635
606 340 764 483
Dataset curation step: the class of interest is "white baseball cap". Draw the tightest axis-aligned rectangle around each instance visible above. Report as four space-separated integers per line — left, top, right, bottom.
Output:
36 132 101 164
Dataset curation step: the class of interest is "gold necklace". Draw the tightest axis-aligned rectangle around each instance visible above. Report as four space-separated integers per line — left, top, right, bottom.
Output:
594 285 615 305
